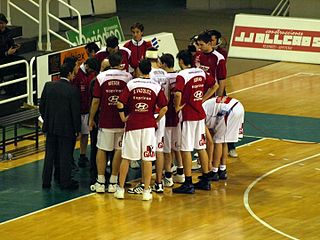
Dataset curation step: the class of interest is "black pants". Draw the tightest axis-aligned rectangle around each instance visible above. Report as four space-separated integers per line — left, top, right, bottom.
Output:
89 127 98 184
227 142 236 151
42 134 75 187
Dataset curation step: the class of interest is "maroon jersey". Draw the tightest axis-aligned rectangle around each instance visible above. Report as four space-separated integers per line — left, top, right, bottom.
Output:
94 46 131 72
124 39 152 70
73 63 97 114
196 50 227 82
216 47 228 62
119 78 168 132
165 72 179 127
175 68 214 121
93 69 132 128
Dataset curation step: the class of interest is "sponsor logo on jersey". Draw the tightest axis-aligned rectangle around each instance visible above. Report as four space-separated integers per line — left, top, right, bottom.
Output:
135 102 148 112
108 95 119 103
232 26 320 52
193 90 203 101
143 145 155 158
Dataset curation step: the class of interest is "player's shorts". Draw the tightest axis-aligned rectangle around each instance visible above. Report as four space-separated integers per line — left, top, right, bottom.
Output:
121 128 156 161
156 116 165 152
213 103 244 143
96 128 124 151
181 119 206 151
80 113 89 135
163 123 181 153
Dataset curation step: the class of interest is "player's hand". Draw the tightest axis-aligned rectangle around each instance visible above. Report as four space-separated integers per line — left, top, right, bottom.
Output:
89 119 96 131
175 104 185 113
7 47 17 55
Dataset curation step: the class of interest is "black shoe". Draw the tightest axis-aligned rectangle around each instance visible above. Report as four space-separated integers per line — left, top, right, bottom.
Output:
78 156 89 168
61 180 79 190
198 171 219 181
218 169 227 180
172 182 195 194
194 179 211 190
42 183 51 189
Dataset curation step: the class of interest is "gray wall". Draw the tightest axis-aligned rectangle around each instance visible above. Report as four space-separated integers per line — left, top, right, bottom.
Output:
290 0 320 19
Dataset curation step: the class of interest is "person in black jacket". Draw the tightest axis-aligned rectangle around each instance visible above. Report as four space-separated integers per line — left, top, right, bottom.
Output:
40 63 81 190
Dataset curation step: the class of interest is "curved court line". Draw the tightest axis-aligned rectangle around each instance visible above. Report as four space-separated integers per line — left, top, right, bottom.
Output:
244 153 320 240
0 193 95 225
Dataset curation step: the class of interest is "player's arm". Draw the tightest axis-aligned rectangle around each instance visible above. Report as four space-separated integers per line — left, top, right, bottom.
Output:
89 98 100 131
216 79 226 96
117 101 128 122
174 91 185 112
202 82 219 103
155 106 168 122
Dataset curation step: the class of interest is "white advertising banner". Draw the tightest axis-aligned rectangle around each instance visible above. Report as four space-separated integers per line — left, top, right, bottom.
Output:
228 14 320 64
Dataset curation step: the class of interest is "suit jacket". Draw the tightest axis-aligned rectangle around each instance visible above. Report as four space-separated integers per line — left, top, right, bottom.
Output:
39 78 81 137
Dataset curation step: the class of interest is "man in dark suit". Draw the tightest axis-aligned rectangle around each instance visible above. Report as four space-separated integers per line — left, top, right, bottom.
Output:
40 63 81 190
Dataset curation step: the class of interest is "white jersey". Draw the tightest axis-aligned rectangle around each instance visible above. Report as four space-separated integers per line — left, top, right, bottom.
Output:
150 68 169 98
203 97 244 143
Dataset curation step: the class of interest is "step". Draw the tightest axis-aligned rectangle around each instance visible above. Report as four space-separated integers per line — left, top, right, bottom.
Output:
7 25 22 38
14 37 37 55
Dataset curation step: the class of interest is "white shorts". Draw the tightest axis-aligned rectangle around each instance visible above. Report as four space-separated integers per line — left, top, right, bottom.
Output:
81 114 89 135
213 103 244 143
96 128 124 151
156 116 165 152
122 128 156 161
163 124 181 153
181 119 206 151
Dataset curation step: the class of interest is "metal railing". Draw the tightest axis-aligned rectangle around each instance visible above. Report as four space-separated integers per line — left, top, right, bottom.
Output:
6 0 43 50
271 0 290 16
0 60 31 105
46 0 83 51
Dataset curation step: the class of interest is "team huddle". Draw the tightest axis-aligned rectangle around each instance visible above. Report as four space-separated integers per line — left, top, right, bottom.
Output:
41 22 244 200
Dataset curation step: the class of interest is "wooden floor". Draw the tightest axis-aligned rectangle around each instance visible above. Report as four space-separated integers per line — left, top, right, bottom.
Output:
0 62 320 240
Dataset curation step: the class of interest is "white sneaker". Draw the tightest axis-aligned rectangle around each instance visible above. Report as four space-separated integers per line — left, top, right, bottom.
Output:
228 149 238 158
127 182 144 194
90 181 105 193
142 189 153 201
152 182 164 193
107 183 118 193
163 177 174 187
114 187 125 199
173 174 185 183
191 159 201 170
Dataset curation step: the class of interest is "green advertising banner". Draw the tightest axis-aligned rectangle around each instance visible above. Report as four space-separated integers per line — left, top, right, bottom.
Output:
66 16 125 46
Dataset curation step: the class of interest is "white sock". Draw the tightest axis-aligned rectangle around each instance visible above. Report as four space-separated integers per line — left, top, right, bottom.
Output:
212 167 219 173
109 175 118 184
219 165 226 171
97 175 105 183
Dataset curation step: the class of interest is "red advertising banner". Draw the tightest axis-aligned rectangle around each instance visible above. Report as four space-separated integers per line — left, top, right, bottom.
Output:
231 26 320 53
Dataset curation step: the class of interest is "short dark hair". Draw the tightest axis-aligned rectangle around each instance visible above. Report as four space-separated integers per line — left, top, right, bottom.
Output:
130 22 144 32
0 13 8 24
106 35 119 48
85 58 100 73
60 63 75 78
63 56 78 70
197 32 212 44
206 29 222 39
139 59 151 75
85 42 100 53
109 52 123 67
176 50 192 66
160 53 174 68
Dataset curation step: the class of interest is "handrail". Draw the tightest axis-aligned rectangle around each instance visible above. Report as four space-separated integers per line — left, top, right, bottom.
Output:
0 60 31 105
7 0 43 50
46 0 83 51
271 0 290 16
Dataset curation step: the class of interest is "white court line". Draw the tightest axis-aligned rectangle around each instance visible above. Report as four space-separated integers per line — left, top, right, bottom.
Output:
228 72 318 95
244 135 319 144
0 193 95 225
243 152 320 240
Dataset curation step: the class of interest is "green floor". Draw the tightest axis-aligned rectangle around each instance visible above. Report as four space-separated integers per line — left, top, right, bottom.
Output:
0 112 319 223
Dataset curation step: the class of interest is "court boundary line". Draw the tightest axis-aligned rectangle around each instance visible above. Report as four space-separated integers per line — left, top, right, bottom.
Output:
229 72 317 95
244 134 319 144
243 152 320 240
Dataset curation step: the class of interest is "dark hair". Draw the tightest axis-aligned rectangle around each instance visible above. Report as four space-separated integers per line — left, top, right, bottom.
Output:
60 63 75 78
176 50 192 66
206 29 222 39
130 22 144 32
0 13 8 24
106 35 119 48
85 58 100 73
63 56 78 70
85 42 100 53
109 52 123 67
139 59 151 75
160 53 174 68
197 32 212 44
